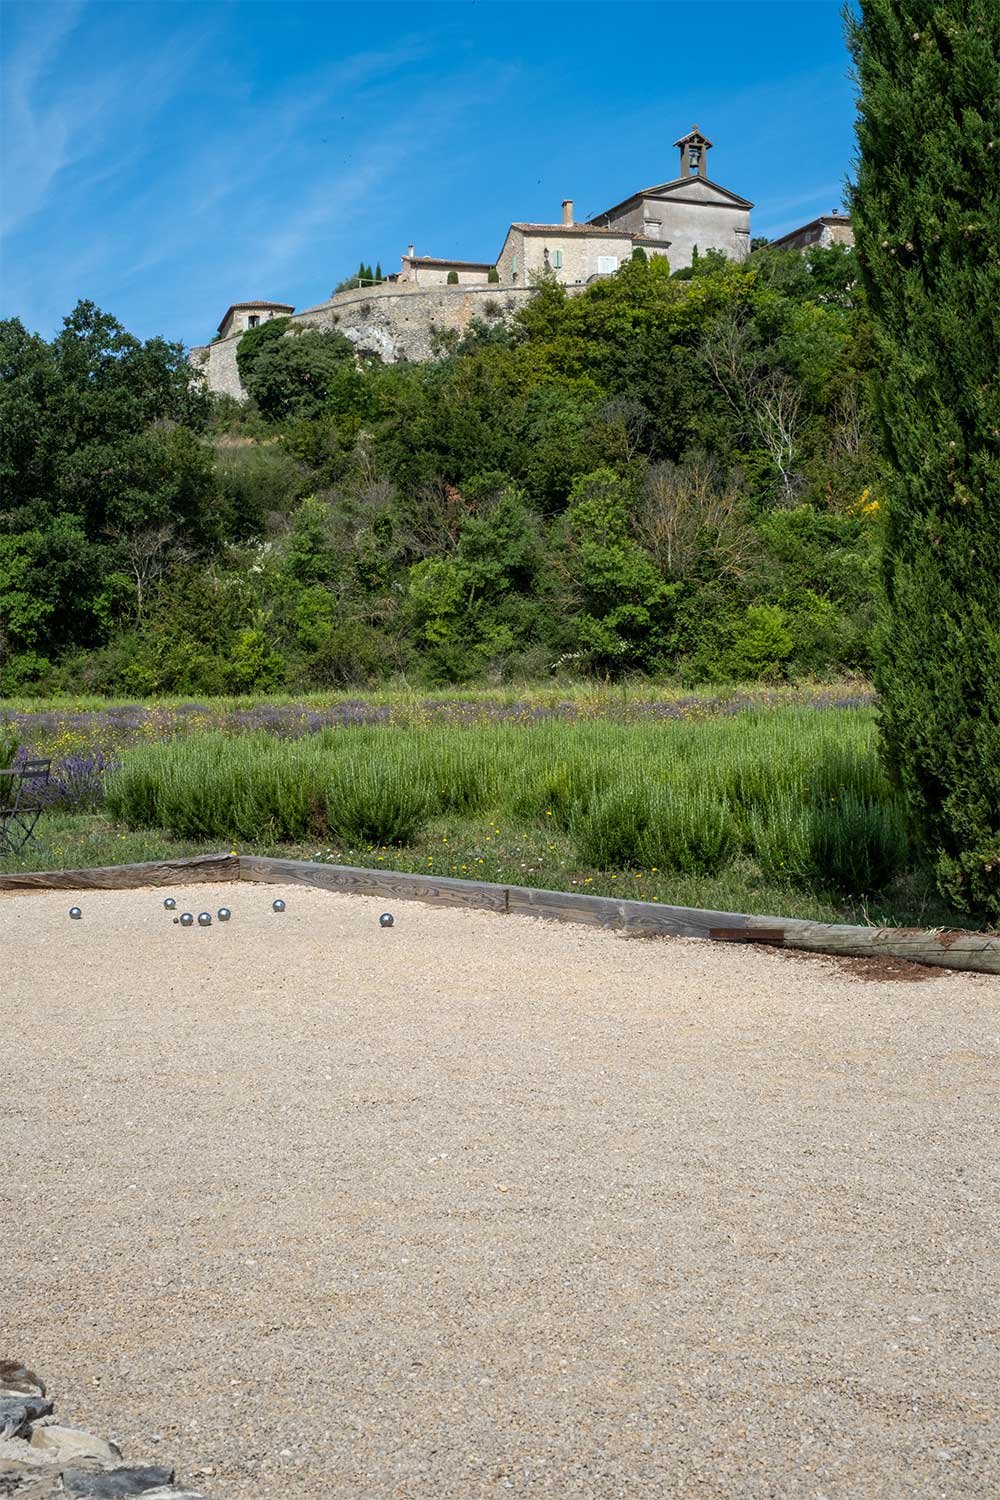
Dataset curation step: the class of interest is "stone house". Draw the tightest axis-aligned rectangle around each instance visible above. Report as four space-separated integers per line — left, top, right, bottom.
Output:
397 247 494 286
494 200 666 287
768 212 855 253
586 128 752 269
215 300 294 340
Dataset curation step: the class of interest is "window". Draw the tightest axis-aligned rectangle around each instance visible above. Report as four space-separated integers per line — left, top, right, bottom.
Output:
553 248 564 268
247 315 260 328
511 253 519 283
597 255 617 275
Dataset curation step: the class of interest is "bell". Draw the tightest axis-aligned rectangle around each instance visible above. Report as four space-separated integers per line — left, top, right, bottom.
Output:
197 912 212 926
179 912 195 927
272 899 286 912
163 897 177 911
379 912 394 928
69 907 82 920
217 907 232 922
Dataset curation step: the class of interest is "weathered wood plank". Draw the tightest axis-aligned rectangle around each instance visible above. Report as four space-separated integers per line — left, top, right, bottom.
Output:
238 855 508 912
0 852 239 893
505 883 759 940
774 919 1000 974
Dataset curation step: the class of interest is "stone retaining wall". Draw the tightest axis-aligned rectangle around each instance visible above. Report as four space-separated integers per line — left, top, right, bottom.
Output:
189 283 541 400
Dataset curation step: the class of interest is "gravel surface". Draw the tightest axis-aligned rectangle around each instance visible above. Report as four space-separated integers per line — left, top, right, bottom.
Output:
3 884 998 1499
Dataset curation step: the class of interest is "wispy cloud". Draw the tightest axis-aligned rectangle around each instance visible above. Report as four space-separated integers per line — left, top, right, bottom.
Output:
1 2 220 238
1 0 86 232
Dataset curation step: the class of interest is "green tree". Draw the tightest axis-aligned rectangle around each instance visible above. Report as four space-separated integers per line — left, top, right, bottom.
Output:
850 0 1000 919
0 304 213 678
239 325 355 422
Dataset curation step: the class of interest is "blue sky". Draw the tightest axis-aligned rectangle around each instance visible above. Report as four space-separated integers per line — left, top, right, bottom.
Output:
2 1 857 349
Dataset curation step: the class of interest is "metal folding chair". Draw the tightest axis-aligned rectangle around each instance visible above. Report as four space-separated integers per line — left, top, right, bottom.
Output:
0 759 51 853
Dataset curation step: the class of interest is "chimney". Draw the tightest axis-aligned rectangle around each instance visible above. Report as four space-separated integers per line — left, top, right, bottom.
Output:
407 244 414 257
562 199 573 227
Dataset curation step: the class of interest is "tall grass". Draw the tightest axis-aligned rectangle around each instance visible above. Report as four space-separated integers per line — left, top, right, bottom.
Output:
104 710 915 898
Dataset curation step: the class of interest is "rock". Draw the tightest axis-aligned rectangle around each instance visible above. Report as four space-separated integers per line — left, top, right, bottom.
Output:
29 1427 122 1465
0 1398 53 1440
0 1363 46 1399
60 1469 176 1497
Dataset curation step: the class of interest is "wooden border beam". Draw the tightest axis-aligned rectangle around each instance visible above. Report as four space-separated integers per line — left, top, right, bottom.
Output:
2 851 998 974
0 851 238 892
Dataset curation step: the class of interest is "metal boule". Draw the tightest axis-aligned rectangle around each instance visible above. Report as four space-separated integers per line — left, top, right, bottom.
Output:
163 897 177 910
379 912 394 928
69 907 82 920
272 899 286 912
179 912 194 927
197 912 212 926
217 907 232 921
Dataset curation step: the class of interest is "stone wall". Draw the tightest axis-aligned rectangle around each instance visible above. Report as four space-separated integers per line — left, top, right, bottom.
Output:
188 335 244 401
191 283 539 400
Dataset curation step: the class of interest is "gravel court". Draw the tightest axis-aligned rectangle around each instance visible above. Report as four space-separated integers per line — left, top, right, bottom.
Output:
2 884 998 1499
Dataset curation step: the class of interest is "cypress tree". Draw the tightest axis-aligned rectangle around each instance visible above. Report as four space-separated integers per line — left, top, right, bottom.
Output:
375 261 383 283
849 0 1000 920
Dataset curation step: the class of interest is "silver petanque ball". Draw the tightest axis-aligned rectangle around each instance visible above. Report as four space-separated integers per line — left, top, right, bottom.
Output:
272 898 286 913
163 897 177 911
217 907 232 922
379 912 394 928
69 907 82 920
197 911 212 926
179 912 195 927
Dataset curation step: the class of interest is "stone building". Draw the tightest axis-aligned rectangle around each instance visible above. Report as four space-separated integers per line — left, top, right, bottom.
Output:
585 128 753 269
494 199 666 287
397 247 494 286
768 212 854 253
215 300 294 339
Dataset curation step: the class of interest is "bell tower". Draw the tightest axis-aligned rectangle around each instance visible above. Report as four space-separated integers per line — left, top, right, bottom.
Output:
674 126 713 180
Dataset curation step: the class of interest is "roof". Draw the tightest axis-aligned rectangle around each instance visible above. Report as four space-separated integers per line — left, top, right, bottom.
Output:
589 174 754 225
673 125 714 148
406 256 494 270
508 222 634 237
217 300 294 333
768 215 853 249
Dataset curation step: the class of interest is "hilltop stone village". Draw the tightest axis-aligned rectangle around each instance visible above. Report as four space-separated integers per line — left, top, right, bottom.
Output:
190 128 853 399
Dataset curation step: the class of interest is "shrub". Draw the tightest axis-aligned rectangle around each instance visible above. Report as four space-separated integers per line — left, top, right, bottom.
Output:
446 270 459 285
325 761 430 845
640 787 735 876
0 725 18 771
487 268 500 283
807 794 910 897
570 787 646 869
